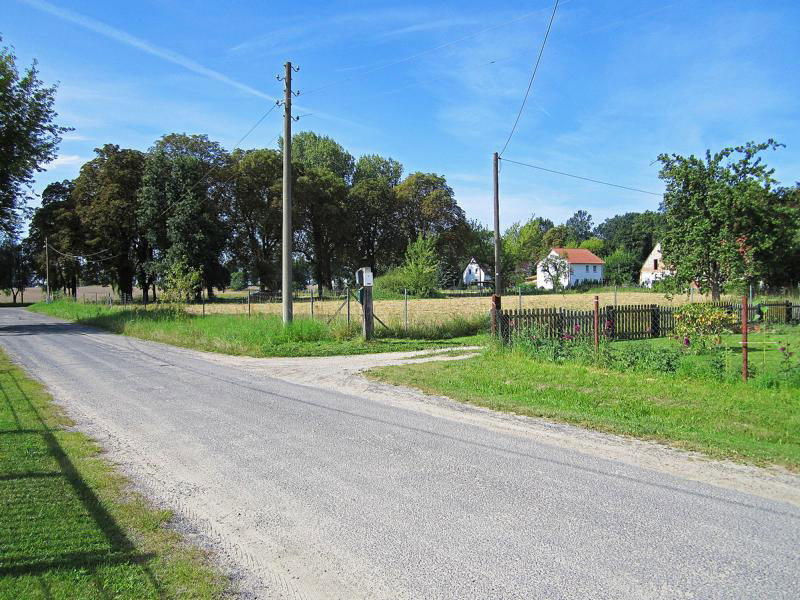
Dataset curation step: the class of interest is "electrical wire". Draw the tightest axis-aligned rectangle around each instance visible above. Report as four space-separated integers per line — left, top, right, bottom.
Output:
499 0 560 156
47 243 122 263
303 4 565 95
500 157 662 196
154 102 281 220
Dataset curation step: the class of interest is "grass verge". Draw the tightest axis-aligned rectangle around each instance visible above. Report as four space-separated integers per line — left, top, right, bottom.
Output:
0 348 226 599
28 300 486 357
368 348 800 471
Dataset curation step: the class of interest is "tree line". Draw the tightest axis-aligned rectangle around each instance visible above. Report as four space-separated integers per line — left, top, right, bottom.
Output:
2 39 798 303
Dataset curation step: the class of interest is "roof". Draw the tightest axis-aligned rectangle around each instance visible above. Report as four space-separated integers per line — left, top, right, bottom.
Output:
551 248 605 265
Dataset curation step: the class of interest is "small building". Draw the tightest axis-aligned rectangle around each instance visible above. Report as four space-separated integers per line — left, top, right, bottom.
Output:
536 248 605 290
639 243 674 287
462 257 491 287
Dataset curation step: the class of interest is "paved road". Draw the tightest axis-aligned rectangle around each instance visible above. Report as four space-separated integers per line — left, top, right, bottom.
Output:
1 308 798 599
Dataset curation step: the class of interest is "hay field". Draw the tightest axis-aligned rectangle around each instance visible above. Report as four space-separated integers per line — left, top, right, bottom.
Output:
185 290 723 326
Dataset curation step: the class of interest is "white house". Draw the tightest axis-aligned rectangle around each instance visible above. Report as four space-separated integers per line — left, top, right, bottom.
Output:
639 243 674 287
536 248 605 290
462 257 491 286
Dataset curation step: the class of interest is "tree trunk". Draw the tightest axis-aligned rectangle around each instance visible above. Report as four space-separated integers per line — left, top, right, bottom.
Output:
711 281 720 302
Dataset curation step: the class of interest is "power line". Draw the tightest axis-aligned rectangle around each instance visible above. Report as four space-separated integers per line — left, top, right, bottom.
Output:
47 243 121 263
154 102 281 220
303 4 563 95
499 0 560 156
500 157 662 196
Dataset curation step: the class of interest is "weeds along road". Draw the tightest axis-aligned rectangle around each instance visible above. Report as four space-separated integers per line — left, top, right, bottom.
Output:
1 308 798 600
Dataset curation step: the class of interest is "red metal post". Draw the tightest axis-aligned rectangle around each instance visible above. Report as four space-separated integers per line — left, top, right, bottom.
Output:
742 295 748 382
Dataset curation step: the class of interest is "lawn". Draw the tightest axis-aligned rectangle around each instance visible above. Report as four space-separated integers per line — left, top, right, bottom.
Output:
28 300 486 357
613 324 800 383
0 349 226 599
369 348 800 471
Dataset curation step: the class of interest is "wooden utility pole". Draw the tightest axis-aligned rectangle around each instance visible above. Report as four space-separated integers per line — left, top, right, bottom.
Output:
45 236 50 302
362 286 374 340
282 61 294 324
491 152 502 335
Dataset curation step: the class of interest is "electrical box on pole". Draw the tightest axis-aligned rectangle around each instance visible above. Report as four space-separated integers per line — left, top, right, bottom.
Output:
356 267 374 340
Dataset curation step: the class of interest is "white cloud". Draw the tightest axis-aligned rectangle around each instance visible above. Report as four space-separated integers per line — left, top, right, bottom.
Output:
21 0 275 101
45 154 82 169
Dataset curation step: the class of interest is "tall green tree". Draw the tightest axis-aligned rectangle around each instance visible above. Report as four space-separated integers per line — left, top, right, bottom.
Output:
28 180 83 296
565 210 593 243
603 247 639 285
594 211 663 264
73 145 146 298
225 148 283 291
0 239 33 303
658 140 788 300
0 38 70 239
291 131 354 183
542 224 576 250
138 134 229 298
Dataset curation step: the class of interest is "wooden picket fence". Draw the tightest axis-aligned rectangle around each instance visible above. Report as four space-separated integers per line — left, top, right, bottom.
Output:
497 300 799 343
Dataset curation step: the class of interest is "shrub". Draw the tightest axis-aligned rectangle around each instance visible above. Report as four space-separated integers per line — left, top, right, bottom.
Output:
159 256 202 303
673 303 738 352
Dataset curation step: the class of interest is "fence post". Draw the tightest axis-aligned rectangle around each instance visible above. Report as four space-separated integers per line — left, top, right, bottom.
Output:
491 294 502 337
346 287 351 327
247 291 251 316
593 295 599 355
786 300 792 324
310 290 315 319
202 291 205 316
404 289 408 331
742 295 748 382
651 304 660 338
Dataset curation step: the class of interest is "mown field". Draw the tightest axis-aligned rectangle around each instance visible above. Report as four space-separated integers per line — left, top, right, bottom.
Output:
0 349 226 599
27 300 486 357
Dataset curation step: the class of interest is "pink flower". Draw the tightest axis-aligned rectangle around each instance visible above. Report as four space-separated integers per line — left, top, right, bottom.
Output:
574 323 581 333
683 336 690 347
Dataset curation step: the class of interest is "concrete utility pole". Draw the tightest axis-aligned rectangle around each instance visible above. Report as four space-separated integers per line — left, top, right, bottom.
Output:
45 236 51 302
491 152 502 334
282 61 294 324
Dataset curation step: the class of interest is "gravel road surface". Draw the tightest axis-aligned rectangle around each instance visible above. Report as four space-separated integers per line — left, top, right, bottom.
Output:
1 308 798 599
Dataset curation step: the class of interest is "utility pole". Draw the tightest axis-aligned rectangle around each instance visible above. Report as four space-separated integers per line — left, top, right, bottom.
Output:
281 61 294 324
45 236 51 302
491 152 502 335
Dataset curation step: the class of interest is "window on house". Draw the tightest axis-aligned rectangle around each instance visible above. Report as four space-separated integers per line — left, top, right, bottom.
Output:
593 265 597 272
654 259 659 270
585 265 589 272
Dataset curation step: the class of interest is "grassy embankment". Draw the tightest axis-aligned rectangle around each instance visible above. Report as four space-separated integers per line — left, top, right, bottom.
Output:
370 333 800 470
0 349 226 599
29 300 486 357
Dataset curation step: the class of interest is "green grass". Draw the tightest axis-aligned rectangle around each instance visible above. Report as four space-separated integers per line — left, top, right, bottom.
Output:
613 324 800 385
0 349 226 599
368 348 800 470
28 300 486 357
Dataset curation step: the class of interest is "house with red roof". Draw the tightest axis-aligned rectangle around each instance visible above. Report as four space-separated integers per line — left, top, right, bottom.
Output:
536 248 605 290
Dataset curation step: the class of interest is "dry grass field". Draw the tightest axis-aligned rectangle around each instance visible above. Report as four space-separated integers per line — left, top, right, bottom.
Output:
182 290 724 326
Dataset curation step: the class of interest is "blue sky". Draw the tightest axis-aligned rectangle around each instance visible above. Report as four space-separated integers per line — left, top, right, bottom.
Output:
5 0 799 230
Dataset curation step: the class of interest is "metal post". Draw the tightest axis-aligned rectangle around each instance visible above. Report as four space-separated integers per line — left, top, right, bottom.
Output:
202 291 205 316
310 289 314 319
742 295 748 382
346 287 351 327
281 61 294 324
45 236 51 302
404 288 408 331
594 295 600 354
247 291 251 316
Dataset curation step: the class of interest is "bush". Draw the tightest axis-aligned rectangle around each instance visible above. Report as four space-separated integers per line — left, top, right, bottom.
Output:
673 303 738 352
